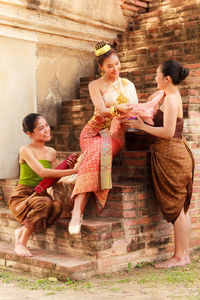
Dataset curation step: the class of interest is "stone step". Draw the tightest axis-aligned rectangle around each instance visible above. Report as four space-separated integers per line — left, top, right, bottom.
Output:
0 176 158 260
61 98 92 109
0 241 96 280
0 207 124 258
62 102 93 113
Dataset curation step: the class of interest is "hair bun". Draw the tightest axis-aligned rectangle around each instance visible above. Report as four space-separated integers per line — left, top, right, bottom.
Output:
180 67 189 80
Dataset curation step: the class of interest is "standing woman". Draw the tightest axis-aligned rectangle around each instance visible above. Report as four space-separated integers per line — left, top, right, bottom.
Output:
126 60 194 268
9 113 78 257
68 41 138 234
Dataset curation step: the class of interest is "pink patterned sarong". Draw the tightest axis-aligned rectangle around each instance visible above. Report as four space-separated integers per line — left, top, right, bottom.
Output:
71 116 125 210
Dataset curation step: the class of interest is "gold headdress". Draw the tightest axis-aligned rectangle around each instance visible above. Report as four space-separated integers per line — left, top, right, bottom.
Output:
95 41 111 56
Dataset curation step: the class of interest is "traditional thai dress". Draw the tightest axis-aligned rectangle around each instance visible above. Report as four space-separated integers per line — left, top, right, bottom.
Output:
8 160 62 230
71 77 138 210
151 109 195 224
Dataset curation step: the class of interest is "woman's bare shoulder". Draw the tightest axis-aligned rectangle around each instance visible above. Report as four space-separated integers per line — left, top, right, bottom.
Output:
19 144 31 155
46 146 56 155
89 77 104 88
165 93 181 105
19 144 32 163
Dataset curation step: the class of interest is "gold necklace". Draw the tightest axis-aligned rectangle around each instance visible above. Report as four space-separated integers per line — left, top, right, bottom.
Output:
104 77 129 104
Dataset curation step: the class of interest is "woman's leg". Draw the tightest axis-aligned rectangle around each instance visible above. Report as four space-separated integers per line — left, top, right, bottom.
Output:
173 209 191 263
155 208 191 268
14 226 34 257
14 196 53 257
68 192 89 234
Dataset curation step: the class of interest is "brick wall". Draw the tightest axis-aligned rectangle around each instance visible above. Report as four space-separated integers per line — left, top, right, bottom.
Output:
0 179 18 206
117 0 200 249
120 0 149 30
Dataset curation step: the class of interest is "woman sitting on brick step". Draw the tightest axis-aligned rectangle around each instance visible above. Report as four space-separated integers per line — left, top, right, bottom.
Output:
9 113 78 257
68 41 138 235
126 60 195 268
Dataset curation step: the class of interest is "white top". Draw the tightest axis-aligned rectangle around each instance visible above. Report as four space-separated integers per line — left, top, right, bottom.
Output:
102 77 138 107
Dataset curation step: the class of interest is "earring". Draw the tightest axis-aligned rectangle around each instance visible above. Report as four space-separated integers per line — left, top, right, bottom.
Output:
98 66 104 77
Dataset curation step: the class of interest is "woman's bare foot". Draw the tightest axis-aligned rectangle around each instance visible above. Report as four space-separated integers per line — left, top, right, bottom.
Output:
14 244 33 257
155 256 190 269
15 227 24 245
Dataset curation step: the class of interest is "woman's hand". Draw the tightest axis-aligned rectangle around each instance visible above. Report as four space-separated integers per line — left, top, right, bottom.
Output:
116 104 133 114
125 116 145 130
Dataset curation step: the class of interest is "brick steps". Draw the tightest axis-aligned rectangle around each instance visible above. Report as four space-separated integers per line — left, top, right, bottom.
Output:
0 237 174 280
0 241 96 280
0 207 123 257
79 75 97 98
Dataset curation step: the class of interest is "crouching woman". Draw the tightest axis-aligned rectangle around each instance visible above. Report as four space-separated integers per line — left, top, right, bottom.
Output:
9 113 78 257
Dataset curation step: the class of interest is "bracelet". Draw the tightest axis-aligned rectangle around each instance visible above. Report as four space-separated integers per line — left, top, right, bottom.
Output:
110 106 120 117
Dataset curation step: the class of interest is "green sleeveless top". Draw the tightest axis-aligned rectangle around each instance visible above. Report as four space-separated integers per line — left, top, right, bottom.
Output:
18 160 52 187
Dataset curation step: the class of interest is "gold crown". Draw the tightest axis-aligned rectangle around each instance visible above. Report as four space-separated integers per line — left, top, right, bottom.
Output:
95 41 111 56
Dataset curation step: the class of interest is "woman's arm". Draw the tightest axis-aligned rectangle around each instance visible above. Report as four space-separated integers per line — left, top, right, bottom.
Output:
126 96 178 139
127 81 138 105
20 147 78 178
89 80 111 117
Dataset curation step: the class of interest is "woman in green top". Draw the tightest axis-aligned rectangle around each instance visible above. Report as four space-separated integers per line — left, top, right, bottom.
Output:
9 113 78 257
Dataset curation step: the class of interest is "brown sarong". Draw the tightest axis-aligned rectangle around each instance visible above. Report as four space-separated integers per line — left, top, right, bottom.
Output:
151 137 194 224
8 184 63 230
47 174 76 218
